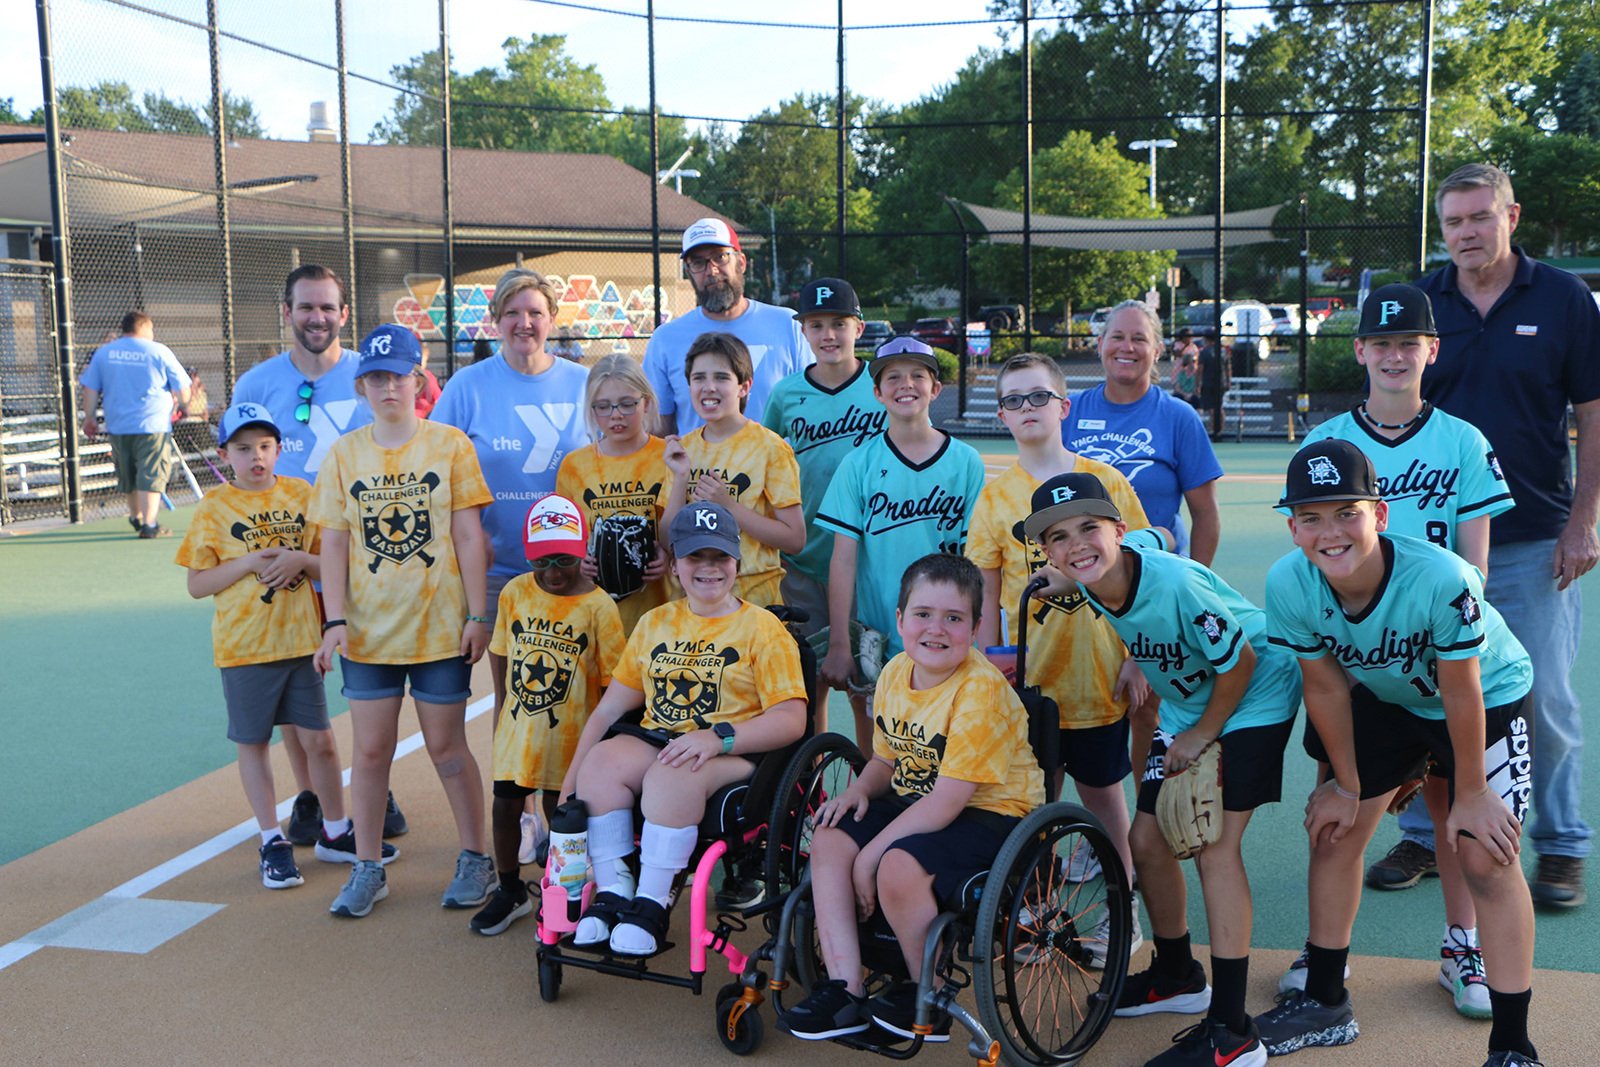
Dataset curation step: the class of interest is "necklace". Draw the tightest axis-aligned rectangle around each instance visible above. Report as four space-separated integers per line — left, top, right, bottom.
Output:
1360 401 1427 432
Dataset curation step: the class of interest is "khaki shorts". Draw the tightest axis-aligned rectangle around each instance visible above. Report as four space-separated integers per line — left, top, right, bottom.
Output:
110 432 174 494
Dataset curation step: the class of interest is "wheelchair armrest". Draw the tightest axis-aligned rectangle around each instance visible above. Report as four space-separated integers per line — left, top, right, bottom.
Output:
605 722 673 749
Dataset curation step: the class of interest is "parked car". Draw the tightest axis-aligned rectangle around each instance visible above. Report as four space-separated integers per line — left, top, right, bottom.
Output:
1267 304 1319 340
909 317 960 351
857 320 894 351
1184 300 1274 362
1305 296 1346 321
1087 307 1114 337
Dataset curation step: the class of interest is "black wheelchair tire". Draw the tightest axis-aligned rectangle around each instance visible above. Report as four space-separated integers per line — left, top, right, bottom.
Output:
715 995 765 1055
762 732 866 902
538 953 562 1003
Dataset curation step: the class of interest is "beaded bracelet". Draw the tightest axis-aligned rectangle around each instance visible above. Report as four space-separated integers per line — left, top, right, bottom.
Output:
465 615 489 625
1333 782 1360 801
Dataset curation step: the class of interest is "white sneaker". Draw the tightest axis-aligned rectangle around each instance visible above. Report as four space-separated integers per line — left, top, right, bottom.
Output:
1278 941 1352 994
518 812 548 866
1062 841 1103 883
1088 906 1143 970
1439 926 1492 1019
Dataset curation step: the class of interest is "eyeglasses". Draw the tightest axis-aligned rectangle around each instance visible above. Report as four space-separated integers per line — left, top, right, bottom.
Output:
685 250 736 275
998 389 1064 411
590 397 642 415
294 380 314 423
530 554 581 570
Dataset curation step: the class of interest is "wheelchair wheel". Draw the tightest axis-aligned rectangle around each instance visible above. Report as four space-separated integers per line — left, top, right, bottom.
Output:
538 954 562 1003
763 732 865 901
715 994 765 1055
974 803 1132 1066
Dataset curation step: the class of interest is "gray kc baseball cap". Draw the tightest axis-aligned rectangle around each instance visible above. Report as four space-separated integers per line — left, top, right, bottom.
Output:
669 500 741 559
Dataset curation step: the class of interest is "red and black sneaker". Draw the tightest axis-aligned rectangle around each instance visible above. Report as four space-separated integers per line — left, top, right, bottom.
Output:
1115 960 1213 1018
1146 1018 1266 1067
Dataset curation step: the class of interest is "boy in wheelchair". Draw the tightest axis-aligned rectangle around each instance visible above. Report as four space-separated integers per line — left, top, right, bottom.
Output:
555 500 809 957
777 553 1045 1042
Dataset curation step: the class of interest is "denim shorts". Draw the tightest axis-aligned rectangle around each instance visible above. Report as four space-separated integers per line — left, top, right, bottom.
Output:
339 655 473 704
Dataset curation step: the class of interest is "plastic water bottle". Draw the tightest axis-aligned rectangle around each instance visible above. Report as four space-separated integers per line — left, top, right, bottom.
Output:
548 798 590 923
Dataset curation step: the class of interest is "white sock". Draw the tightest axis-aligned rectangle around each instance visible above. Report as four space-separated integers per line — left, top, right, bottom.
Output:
322 817 351 840
587 808 635 895
636 821 698 905
260 828 281 846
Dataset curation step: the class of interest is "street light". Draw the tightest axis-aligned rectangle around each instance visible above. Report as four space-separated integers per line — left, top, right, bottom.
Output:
1127 138 1177 207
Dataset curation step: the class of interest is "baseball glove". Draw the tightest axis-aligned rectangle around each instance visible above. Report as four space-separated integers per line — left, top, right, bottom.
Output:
1155 742 1223 860
589 513 654 601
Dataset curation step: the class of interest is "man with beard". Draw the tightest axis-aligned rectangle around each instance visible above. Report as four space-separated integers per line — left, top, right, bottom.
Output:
645 218 812 435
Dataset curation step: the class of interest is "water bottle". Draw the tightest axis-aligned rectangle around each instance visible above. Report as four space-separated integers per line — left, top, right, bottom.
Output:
547 798 590 924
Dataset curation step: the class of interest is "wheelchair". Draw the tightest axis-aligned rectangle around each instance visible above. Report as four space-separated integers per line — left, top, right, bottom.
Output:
762 576 1137 1067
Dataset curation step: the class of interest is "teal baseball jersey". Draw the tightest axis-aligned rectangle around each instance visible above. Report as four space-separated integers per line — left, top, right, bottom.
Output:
815 432 986 656
1081 529 1300 734
1295 405 1513 555
1266 534 1532 720
761 363 886 583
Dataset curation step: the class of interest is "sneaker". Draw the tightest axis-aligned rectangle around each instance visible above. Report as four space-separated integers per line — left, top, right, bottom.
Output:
777 978 871 1040
1115 960 1212 1017
715 875 766 911
313 825 399 865
127 516 141 532
330 859 388 917
138 523 173 539
1440 925 1492 1019
1277 941 1352 994
1146 1018 1265 1067
1530 854 1586 909
1254 989 1359 1055
1063 840 1102 883
442 849 495 908
259 836 304 889
518 811 547 866
285 790 321 847
1481 1053 1544 1067
1364 839 1438 890
1087 906 1144 970
470 885 533 935
864 981 950 1043
382 791 409 838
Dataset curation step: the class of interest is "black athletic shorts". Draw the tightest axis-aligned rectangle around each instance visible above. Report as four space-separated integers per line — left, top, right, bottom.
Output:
1136 718 1296 816
492 779 537 800
833 794 1021 903
1302 685 1532 821
1061 716 1133 788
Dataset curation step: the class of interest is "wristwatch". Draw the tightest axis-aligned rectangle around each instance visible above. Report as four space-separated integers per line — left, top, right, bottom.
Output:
712 722 736 754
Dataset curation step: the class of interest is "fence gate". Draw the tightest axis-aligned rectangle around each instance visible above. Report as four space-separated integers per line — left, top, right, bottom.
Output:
0 257 74 525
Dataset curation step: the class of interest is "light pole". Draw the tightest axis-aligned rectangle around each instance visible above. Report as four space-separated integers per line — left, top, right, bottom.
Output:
1128 138 1177 207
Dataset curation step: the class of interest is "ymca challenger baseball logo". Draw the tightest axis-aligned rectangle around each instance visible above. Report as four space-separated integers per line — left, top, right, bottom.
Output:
875 714 948 796
350 471 440 572
228 508 309 603
647 639 740 729
508 618 589 726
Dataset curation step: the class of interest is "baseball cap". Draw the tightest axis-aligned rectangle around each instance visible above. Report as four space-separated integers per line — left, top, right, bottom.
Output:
523 494 587 561
668 500 741 559
1357 283 1437 339
357 324 423 377
680 218 742 258
793 278 861 320
869 336 941 380
1277 439 1383 509
216 401 281 446
1023 472 1122 543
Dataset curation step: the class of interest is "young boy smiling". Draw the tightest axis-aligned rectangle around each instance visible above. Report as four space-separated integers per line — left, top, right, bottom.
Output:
1257 439 1539 1067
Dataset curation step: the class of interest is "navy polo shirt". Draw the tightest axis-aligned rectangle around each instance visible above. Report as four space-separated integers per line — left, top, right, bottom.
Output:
1418 247 1600 545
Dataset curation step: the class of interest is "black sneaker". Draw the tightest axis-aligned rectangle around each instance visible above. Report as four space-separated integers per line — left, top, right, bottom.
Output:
864 981 950 1043
285 791 321 847
1482 1052 1544 1067
259 836 304 889
714 875 765 911
1364 840 1438 890
1530 854 1585 909
1147 1017 1266 1067
1114 960 1212 1017
313 825 399 865
469 885 532 935
776 979 870 1040
138 523 173 539
383 791 409 838
1254 989 1359 1055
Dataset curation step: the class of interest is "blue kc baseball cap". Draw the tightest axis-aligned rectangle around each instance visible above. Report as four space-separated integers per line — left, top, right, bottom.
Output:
216 401 281 446
357 324 424 377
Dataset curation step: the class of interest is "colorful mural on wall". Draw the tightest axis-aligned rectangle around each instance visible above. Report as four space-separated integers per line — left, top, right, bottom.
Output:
392 273 668 343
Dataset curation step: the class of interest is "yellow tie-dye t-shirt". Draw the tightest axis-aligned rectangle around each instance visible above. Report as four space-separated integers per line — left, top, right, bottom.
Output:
489 576 625 790
966 457 1150 730
615 599 809 734
309 420 494 664
678 419 802 607
175 477 322 668
556 437 672 636
871 647 1044 818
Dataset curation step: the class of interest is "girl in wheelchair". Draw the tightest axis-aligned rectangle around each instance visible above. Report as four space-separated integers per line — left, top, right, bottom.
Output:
777 554 1044 1042
555 500 808 956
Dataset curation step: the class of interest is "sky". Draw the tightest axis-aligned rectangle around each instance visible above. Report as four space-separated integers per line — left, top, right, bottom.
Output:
3 0 1270 149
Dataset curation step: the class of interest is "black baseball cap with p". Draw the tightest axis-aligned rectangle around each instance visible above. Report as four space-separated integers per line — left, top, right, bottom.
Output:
1277 439 1382 509
669 500 741 559
1024 472 1122 543
1357 283 1437 339
793 278 861 320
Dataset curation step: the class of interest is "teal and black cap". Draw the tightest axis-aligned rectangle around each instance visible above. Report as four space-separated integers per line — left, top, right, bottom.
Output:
1023 472 1121 542
1357 283 1437 339
793 278 861 320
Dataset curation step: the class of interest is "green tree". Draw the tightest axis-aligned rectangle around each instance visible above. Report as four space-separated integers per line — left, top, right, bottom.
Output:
26 80 262 139
1484 125 1600 256
0 97 23 124
1555 50 1600 136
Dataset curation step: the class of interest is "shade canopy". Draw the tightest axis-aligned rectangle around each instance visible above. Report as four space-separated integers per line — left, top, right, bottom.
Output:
956 200 1287 254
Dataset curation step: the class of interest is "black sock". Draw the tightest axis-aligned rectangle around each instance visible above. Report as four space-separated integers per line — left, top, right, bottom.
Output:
1304 943 1348 1007
1153 933 1195 980
1487 987 1536 1058
499 870 526 900
1207 955 1250 1034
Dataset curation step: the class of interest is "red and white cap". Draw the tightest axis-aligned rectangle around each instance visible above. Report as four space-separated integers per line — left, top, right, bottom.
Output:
680 217 742 257
523 494 587 561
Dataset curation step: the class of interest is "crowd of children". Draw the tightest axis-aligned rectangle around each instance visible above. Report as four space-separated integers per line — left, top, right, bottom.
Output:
175 259 1546 1067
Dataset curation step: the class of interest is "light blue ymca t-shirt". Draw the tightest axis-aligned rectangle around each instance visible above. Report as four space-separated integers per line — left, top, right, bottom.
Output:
814 432 987 656
231 349 373 484
80 336 191 434
644 300 812 435
431 354 592 581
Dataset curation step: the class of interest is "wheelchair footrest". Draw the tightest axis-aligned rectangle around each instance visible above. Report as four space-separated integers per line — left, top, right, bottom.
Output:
555 932 678 962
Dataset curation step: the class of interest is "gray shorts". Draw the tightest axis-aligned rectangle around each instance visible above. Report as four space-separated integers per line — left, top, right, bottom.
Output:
220 656 331 744
779 566 829 639
109 432 174 494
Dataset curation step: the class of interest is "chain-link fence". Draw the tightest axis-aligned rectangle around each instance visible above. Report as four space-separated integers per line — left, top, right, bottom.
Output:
6 0 1442 522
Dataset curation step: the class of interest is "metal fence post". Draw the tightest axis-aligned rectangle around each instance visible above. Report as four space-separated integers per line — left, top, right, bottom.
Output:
649 0 661 328
36 0 80 522
1210 0 1226 437
1298 192 1309 405
1416 0 1435 274
439 0 456 376
1021 0 1033 351
836 0 847 278
336 0 358 341
206 0 237 398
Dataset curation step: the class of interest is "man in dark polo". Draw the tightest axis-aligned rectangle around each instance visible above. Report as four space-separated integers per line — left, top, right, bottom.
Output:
1365 163 1599 909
